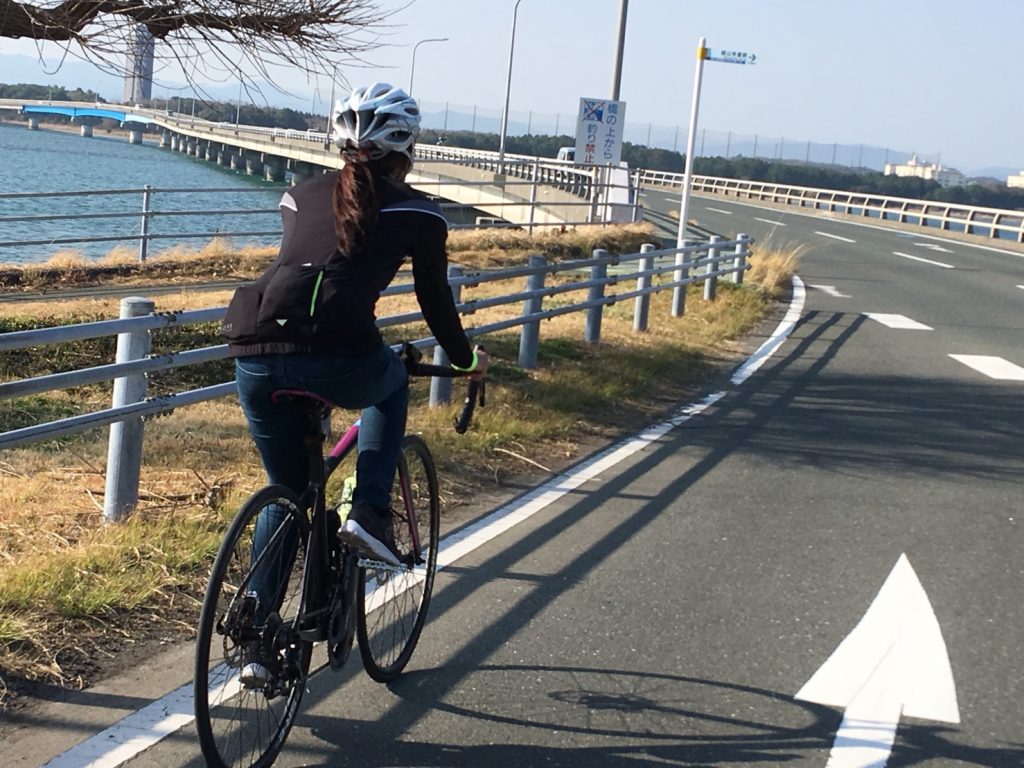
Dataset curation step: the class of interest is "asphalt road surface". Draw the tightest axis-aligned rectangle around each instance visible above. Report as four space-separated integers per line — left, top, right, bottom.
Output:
6 191 1022 767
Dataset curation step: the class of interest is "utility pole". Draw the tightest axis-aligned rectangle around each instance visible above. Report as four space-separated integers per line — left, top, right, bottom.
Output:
610 0 629 100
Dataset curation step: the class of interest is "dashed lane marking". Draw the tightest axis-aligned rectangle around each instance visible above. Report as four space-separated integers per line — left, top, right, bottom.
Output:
706 206 734 215
893 251 955 269
914 242 952 253
863 313 933 330
948 355 1024 381
815 231 857 243
755 217 786 226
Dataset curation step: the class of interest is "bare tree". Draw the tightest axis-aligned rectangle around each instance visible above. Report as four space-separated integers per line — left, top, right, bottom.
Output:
0 0 392 91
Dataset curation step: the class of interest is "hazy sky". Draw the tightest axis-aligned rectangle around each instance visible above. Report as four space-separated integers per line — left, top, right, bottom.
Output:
3 0 1021 172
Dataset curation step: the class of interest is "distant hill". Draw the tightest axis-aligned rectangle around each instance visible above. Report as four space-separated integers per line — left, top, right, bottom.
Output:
966 166 1020 180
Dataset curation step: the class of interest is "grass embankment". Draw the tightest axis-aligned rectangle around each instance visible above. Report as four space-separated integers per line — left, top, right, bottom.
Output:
0 224 798 706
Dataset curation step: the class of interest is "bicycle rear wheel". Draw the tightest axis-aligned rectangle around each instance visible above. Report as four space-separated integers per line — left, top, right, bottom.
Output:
194 485 312 768
357 434 440 682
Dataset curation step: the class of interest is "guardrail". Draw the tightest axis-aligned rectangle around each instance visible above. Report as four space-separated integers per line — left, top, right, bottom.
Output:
0 235 752 520
638 169 1024 244
0 178 639 263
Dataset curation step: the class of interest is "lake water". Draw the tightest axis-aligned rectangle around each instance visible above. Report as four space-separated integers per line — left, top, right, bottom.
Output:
0 122 287 265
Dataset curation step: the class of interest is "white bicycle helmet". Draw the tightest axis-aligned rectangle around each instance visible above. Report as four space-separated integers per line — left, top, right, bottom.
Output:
331 82 420 160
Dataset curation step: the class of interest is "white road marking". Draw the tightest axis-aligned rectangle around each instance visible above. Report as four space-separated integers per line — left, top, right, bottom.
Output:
808 284 850 298
42 279 810 768
731 275 805 385
815 231 857 243
863 313 933 330
706 206 734 215
914 242 952 253
754 217 786 226
796 554 960 767
1017 285 1024 291
893 251 955 269
949 354 1024 381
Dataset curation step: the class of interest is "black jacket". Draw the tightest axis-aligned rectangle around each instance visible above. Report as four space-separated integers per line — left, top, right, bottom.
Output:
222 172 473 368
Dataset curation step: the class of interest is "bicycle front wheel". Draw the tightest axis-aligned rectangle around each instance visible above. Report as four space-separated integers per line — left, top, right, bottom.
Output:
194 485 312 768
357 434 440 682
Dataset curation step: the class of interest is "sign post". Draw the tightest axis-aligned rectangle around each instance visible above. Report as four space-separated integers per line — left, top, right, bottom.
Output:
574 97 626 166
677 39 756 248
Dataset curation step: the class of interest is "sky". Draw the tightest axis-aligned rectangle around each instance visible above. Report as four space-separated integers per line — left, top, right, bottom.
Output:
2 0 1022 174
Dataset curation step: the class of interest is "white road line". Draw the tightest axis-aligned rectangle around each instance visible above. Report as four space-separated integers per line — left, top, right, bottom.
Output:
914 242 952 253
863 313 933 330
1017 285 1024 291
948 355 1024 381
808 284 850 298
814 231 857 243
731 275 805 385
893 251 955 269
755 217 786 226
706 206 734 215
41 278 810 768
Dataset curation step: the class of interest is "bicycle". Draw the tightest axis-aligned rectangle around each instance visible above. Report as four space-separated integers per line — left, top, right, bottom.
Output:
193 342 485 768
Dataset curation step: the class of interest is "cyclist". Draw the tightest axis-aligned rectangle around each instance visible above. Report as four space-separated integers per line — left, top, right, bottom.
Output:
222 82 486 590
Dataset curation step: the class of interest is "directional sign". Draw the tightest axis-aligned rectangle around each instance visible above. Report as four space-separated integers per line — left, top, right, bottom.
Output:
705 48 757 65
796 554 960 767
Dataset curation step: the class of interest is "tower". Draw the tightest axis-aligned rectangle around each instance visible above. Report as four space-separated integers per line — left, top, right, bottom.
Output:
123 25 155 103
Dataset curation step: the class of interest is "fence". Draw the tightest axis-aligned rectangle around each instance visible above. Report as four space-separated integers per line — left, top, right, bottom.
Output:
638 169 1024 244
0 235 752 521
0 156 638 263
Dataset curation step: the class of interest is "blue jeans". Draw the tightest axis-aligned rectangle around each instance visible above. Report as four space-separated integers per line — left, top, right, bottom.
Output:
235 347 408 617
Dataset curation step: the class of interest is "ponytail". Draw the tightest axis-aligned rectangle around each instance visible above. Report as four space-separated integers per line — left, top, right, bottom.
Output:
332 152 412 254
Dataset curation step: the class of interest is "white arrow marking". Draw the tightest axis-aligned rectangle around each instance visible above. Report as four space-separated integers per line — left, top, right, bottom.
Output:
815 231 857 243
893 251 955 269
863 313 932 330
914 242 952 253
809 284 850 298
796 554 960 768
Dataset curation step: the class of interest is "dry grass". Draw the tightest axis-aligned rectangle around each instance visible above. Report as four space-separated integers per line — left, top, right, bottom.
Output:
0 224 799 702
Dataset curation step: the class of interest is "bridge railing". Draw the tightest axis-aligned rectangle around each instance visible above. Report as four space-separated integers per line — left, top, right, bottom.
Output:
0 234 752 520
638 169 1024 244
0 176 639 263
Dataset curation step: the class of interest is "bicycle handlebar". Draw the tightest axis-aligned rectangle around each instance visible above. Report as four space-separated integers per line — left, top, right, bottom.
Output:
400 342 486 434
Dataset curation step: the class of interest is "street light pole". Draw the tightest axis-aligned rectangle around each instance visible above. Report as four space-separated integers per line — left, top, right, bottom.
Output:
498 0 525 174
610 0 629 100
409 37 449 96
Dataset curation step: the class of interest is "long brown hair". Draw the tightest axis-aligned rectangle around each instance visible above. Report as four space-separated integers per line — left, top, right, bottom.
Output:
333 153 411 253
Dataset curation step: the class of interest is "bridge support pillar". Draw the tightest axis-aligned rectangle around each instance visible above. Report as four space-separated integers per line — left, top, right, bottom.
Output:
159 131 171 148
205 143 218 161
194 141 206 158
217 150 230 166
185 139 196 154
27 117 39 130
129 130 143 145
289 162 312 186
81 124 94 138
230 153 244 171
245 156 264 176
264 159 285 182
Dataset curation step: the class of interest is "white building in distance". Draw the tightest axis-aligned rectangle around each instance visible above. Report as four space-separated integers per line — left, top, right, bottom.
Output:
884 154 965 188
1007 171 1024 189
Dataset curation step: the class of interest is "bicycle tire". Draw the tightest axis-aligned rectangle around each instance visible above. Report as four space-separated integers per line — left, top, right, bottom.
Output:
357 434 440 682
194 485 312 768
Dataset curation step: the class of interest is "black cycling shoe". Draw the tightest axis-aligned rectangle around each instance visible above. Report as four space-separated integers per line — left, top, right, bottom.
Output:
339 502 401 566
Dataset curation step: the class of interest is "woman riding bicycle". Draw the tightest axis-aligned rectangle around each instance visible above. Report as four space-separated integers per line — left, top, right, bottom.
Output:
222 82 487 575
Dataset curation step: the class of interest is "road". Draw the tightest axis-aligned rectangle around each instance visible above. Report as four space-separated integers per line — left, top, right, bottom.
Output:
7 192 1022 767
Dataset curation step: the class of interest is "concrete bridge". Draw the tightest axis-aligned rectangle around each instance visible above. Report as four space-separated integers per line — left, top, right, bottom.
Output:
0 99 630 228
